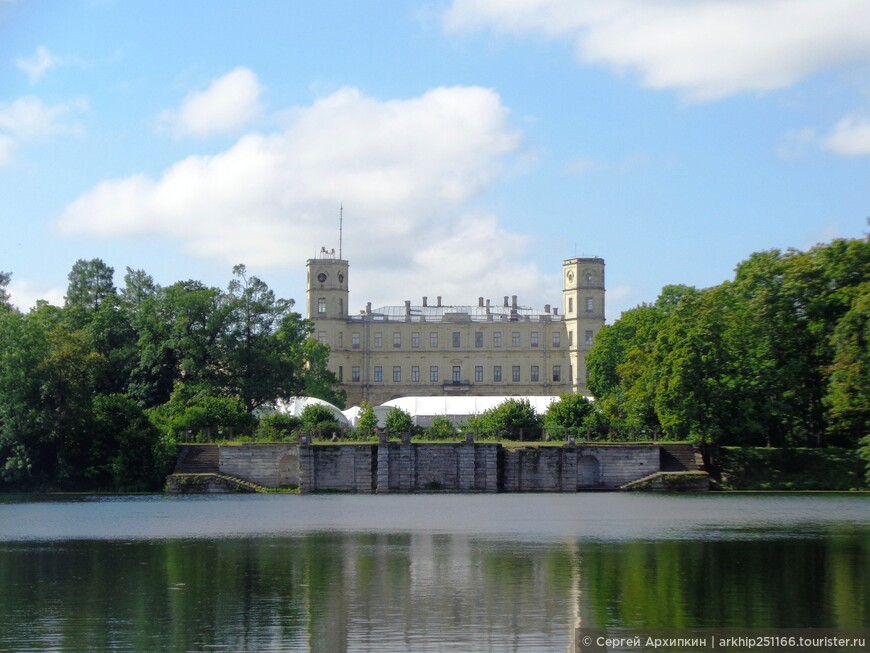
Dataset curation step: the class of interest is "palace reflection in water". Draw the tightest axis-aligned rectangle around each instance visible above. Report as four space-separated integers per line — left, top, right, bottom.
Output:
1 525 867 652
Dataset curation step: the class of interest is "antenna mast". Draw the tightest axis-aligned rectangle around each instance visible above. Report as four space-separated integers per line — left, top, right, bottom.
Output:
339 204 343 260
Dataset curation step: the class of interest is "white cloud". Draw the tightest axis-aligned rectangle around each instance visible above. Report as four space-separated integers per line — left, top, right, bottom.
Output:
159 67 264 138
823 114 870 156
14 45 58 84
57 85 557 306
0 96 87 166
8 278 65 312
444 0 870 101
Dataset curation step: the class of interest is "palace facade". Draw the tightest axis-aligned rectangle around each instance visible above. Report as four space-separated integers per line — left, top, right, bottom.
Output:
307 253 605 406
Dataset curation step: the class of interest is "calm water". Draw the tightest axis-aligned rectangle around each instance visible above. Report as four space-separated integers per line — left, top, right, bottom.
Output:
0 493 867 652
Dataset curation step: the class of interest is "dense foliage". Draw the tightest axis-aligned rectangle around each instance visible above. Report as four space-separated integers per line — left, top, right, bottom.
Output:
586 238 869 449
0 261 343 490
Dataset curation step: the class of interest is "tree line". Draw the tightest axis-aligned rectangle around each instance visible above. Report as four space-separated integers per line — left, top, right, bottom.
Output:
0 260 344 490
585 237 868 450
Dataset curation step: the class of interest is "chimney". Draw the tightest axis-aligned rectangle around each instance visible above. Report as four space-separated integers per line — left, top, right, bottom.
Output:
503 296 509 307
437 296 442 307
405 300 411 322
545 304 551 313
422 296 428 307
512 295 518 309
366 302 372 314
478 297 484 308
553 307 559 316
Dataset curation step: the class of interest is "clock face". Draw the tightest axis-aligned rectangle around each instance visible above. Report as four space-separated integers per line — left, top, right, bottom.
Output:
586 273 593 282
338 273 344 284
566 270 575 283
317 272 327 283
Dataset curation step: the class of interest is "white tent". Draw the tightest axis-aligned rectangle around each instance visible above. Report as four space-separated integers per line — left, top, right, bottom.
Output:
276 396 351 427
377 395 569 427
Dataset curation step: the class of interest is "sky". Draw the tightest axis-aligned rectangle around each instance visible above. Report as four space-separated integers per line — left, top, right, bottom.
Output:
1 0 869 321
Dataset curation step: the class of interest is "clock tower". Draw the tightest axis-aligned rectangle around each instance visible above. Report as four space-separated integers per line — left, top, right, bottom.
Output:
563 257 605 393
306 249 349 321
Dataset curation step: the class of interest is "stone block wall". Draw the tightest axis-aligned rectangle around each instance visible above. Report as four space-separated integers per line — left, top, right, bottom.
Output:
299 445 375 493
502 444 661 491
204 442 666 493
219 444 300 487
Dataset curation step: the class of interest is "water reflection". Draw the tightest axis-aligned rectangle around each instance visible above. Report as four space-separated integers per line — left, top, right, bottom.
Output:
0 527 867 651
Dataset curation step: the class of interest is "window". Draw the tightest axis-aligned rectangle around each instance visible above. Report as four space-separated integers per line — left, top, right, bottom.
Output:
352 332 360 349
586 297 594 313
568 297 574 313
338 366 343 382
493 331 502 348
493 366 502 382
430 366 439 383
339 298 343 315
552 331 561 348
452 331 460 348
430 332 438 348
512 366 521 382
511 332 520 347
393 366 401 382
531 331 539 348
531 365 539 382
568 330 573 346
452 366 461 383
338 332 343 348
585 330 594 346
393 332 401 348
475 366 483 382
411 366 420 382
374 332 382 348
374 366 383 383
317 331 326 344
352 366 360 382
553 365 561 382
475 331 483 348
411 332 420 348
317 297 326 314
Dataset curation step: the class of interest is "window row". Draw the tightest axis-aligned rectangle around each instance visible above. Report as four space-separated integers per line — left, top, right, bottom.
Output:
347 330 563 349
348 365 563 384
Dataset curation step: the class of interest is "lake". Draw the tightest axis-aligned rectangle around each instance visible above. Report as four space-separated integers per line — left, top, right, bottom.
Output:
0 493 867 652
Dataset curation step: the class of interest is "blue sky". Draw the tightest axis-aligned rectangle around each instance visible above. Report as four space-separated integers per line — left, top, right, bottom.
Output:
2 0 868 320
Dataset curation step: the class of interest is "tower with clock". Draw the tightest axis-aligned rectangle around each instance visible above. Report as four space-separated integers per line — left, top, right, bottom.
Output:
562 257 606 391
306 248 349 321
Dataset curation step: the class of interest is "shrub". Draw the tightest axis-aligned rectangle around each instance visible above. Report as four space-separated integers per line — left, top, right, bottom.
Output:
256 412 301 441
384 407 413 435
425 415 457 440
355 402 378 439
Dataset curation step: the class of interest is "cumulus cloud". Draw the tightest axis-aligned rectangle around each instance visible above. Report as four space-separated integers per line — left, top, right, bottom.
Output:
8 278 65 312
0 96 87 166
57 85 557 306
444 0 870 101
159 67 264 138
14 45 58 84
823 114 870 156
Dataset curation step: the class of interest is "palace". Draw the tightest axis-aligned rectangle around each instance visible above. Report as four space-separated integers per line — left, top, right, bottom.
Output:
306 252 605 406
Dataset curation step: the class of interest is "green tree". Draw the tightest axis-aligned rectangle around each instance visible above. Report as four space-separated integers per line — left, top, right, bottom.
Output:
89 393 168 490
299 404 339 432
543 393 595 438
355 402 377 438
426 415 456 440
384 407 413 435
302 338 346 408
478 398 541 441
222 264 302 413
824 282 870 445
0 271 11 307
65 258 117 315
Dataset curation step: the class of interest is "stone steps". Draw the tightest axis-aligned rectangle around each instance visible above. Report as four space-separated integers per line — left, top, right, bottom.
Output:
175 445 220 474
659 444 699 471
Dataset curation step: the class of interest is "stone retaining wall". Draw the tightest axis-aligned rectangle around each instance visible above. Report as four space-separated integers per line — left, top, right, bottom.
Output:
203 442 677 493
